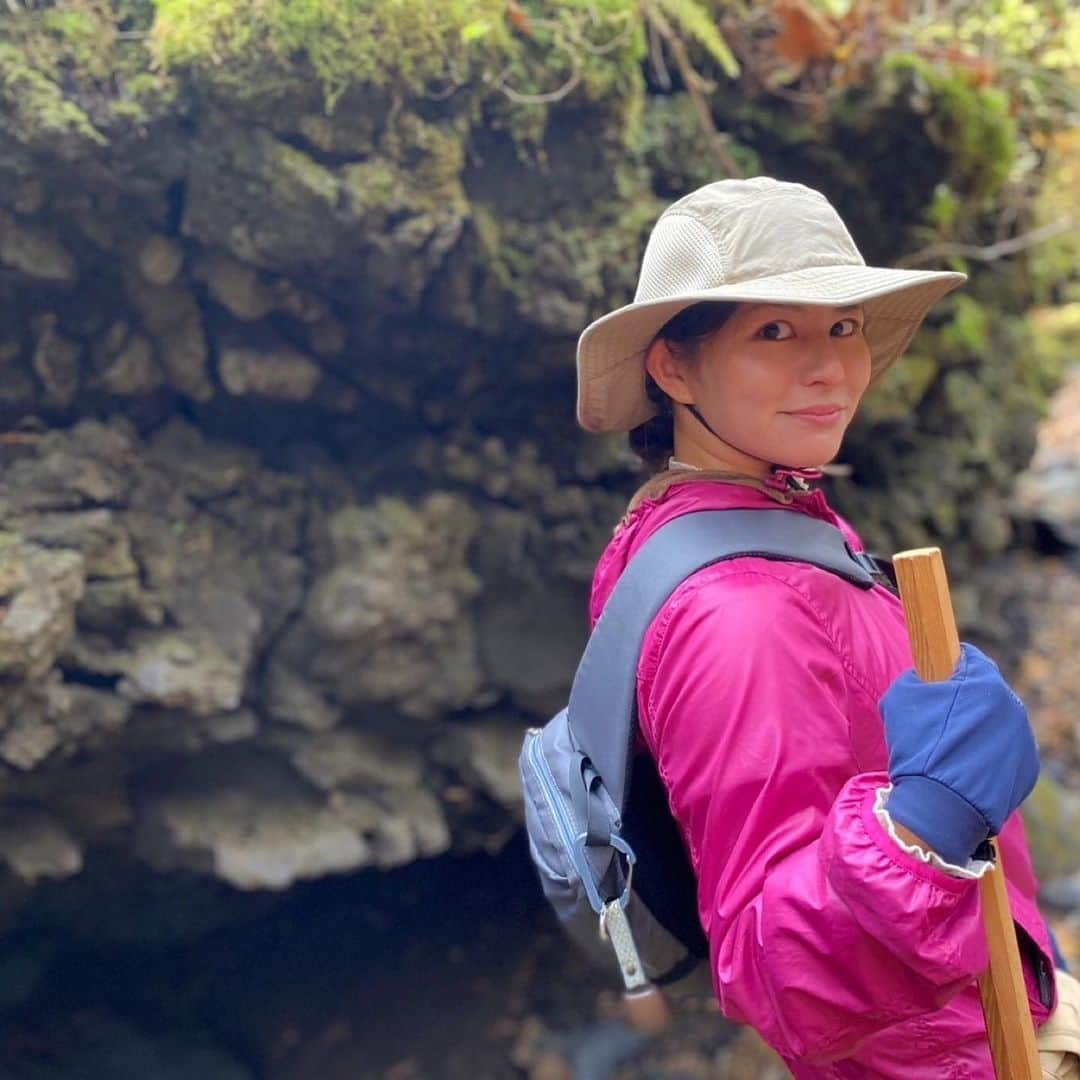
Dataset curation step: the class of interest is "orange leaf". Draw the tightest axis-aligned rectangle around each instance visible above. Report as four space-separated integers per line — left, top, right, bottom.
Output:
772 0 838 70
507 0 531 36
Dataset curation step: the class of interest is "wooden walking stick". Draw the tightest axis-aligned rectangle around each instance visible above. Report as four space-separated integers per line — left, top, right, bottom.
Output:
893 547 1041 1080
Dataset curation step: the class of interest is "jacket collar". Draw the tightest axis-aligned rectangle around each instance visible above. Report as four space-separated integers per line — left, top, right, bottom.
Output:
623 464 821 522
591 471 855 627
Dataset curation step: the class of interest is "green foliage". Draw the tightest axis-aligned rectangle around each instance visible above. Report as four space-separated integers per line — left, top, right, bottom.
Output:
647 0 739 77
941 295 992 355
882 53 1018 206
862 351 938 422
1026 129 1080 304
1027 303 1080 388
900 0 1078 299
491 0 645 113
908 0 1079 133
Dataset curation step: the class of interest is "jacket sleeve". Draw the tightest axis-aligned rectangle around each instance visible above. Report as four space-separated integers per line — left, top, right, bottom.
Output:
639 564 989 1065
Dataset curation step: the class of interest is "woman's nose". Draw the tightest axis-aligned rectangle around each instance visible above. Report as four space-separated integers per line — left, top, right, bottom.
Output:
801 342 847 385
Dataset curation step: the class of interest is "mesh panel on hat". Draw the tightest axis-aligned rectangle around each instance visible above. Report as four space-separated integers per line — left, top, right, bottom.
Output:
634 214 725 302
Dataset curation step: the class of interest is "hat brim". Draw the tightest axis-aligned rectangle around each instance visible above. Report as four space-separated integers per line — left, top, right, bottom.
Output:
576 263 967 433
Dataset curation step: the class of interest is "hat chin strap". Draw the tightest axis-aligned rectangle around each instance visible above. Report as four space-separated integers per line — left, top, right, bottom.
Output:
684 402 782 474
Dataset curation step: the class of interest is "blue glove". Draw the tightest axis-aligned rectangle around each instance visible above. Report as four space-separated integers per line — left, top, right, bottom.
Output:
881 642 1040 866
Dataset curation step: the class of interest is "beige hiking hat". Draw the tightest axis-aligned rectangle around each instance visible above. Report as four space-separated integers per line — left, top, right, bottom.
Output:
576 177 967 433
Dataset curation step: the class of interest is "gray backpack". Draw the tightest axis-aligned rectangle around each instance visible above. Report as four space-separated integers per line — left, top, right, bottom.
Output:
518 509 893 1012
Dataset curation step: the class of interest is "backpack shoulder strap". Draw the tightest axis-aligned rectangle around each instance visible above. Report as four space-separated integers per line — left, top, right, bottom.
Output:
568 509 883 819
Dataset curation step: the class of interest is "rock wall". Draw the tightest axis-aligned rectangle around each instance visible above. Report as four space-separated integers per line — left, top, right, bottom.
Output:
0 0 1074 935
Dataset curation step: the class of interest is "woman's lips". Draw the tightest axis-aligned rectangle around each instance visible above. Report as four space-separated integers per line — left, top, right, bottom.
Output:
783 405 845 425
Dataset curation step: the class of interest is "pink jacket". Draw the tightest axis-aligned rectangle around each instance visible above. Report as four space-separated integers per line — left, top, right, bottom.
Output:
589 477 1054 1078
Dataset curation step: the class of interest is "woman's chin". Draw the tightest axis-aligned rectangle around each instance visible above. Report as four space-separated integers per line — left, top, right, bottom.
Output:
768 439 844 470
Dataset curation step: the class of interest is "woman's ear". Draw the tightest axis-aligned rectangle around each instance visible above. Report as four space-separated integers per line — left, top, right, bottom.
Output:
644 337 695 406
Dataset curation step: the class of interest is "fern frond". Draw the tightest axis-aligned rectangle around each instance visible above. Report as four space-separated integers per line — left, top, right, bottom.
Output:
651 0 739 77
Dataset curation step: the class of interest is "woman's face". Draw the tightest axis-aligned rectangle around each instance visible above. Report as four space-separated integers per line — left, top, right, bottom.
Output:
649 302 873 473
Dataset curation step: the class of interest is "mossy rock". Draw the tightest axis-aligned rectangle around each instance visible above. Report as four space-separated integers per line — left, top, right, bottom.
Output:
150 0 647 137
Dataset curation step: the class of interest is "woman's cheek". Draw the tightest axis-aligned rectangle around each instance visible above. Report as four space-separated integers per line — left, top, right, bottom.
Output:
851 340 873 389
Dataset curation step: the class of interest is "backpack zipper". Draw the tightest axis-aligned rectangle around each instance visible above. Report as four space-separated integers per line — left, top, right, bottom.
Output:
526 730 580 859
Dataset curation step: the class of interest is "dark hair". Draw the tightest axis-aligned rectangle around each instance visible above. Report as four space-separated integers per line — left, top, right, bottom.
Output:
627 302 737 472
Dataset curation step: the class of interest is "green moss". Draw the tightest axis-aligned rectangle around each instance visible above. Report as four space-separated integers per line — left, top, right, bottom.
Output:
340 161 399 213
0 42 105 148
636 93 760 197
262 134 340 208
151 0 646 132
123 68 176 113
485 0 645 106
336 113 468 234
470 178 658 335
881 53 1017 206
471 204 527 303
0 0 171 146
381 113 467 192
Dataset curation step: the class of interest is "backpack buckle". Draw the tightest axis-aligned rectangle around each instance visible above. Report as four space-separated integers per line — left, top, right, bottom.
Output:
848 548 898 591
571 831 637 915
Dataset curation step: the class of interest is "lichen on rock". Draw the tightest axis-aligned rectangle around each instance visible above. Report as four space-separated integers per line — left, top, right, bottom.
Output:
273 492 486 720
132 742 450 886
0 539 85 683
218 345 323 401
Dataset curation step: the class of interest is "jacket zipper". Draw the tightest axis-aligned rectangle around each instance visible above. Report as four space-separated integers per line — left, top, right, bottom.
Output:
526 731 580 858
1035 948 1054 1009
1019 926 1056 1009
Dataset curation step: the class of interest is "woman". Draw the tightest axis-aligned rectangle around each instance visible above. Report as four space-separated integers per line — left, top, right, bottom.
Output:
576 177 1079 1077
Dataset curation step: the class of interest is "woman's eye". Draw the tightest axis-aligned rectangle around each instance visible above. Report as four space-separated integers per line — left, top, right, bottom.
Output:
758 321 794 341
831 318 860 337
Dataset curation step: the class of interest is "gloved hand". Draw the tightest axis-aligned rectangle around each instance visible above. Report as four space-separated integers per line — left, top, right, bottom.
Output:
881 642 1040 866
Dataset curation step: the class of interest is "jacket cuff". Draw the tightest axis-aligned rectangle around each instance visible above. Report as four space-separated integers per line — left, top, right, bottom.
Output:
876 784 991 879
